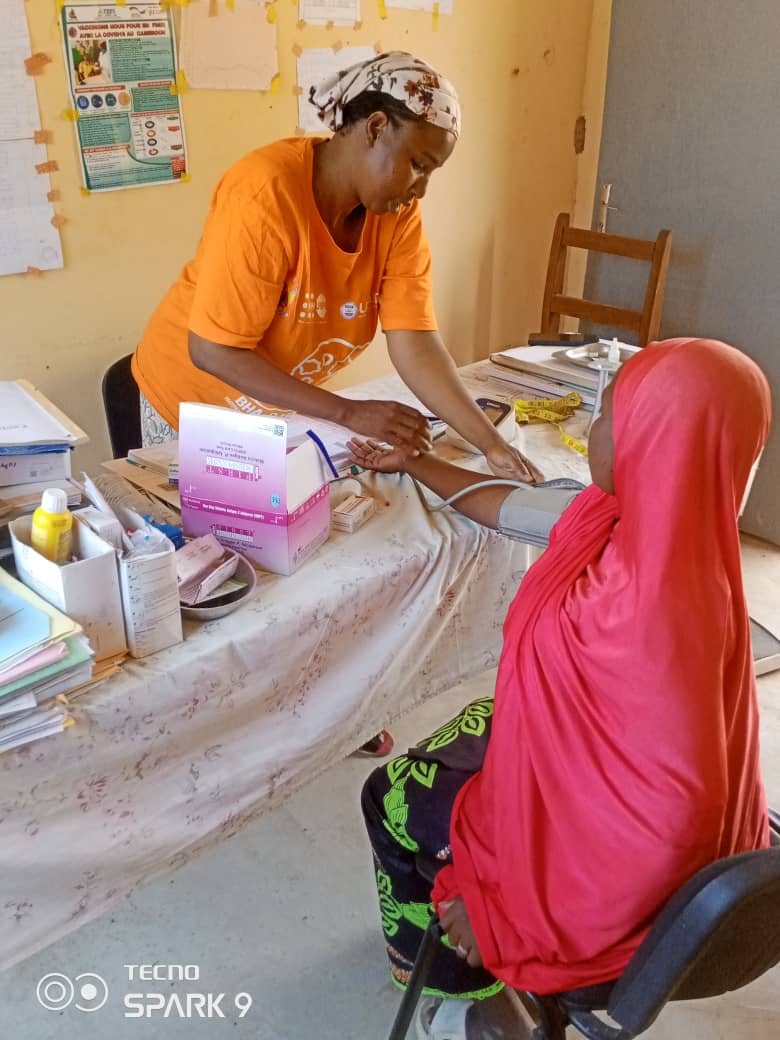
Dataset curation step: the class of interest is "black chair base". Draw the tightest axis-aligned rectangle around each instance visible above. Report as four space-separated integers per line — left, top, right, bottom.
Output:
387 916 443 1040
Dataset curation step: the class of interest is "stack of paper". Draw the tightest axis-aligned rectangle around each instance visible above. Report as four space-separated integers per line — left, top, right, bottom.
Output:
487 346 601 407
0 569 95 754
103 448 181 511
127 443 179 486
0 381 88 531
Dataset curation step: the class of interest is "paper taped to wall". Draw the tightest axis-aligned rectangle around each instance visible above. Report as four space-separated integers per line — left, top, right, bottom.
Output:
179 0 278 91
0 2 41 140
60 3 189 192
0 2 63 277
300 0 360 25
387 0 452 11
0 141 64 277
297 46 374 132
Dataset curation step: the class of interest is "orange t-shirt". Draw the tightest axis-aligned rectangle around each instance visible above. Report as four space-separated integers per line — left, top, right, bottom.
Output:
132 137 437 428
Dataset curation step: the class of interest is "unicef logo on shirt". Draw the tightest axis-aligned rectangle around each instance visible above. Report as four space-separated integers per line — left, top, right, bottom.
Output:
340 302 358 320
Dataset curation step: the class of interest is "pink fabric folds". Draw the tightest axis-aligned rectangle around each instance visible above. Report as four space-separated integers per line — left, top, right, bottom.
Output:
433 339 772 993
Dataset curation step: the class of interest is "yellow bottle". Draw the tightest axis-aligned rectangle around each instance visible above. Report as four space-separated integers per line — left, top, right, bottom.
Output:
30 488 73 564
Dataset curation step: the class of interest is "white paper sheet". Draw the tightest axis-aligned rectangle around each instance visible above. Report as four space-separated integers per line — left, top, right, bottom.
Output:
0 3 63 276
387 0 453 12
297 46 374 132
179 0 277 91
0 379 87 449
0 0 41 140
300 0 360 25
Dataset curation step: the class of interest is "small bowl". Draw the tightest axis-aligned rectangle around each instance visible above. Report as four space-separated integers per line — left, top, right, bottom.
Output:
180 552 257 621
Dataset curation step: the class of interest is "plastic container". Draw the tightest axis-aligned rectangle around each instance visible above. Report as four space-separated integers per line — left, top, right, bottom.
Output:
30 488 73 564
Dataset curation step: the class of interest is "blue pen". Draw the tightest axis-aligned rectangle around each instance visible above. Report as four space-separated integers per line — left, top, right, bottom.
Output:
306 429 340 481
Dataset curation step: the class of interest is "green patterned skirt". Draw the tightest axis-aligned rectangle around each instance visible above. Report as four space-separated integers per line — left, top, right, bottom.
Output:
361 697 502 999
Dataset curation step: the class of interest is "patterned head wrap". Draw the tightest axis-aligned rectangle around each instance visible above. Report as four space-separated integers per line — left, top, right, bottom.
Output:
308 50 461 139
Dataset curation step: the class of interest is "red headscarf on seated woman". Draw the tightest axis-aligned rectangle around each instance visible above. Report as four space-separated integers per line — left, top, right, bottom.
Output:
432 338 772 994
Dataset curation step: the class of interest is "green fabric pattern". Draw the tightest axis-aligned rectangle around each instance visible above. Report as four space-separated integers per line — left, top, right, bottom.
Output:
390 974 505 1001
376 867 437 937
383 756 439 853
420 697 494 753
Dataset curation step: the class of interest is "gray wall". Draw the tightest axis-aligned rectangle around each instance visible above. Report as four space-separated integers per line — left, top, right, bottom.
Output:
587 0 779 543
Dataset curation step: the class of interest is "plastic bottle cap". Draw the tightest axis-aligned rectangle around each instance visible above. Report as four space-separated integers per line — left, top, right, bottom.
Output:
41 487 68 514
341 478 362 498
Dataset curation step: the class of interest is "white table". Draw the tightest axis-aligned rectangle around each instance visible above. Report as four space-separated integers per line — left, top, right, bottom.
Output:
0 363 590 971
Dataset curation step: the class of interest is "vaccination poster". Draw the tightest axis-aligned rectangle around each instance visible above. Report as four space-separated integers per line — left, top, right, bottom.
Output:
61 3 188 192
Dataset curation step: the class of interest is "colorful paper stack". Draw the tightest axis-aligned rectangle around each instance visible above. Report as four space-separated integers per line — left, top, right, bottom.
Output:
0 569 96 754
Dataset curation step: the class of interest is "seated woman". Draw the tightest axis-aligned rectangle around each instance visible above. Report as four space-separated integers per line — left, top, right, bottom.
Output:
352 338 772 1039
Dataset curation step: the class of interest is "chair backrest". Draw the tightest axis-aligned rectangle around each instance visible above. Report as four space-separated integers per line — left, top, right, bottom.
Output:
606 845 780 1036
102 353 142 460
539 213 673 347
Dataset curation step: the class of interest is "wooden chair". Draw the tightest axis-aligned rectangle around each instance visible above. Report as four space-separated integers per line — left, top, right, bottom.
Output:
538 213 673 347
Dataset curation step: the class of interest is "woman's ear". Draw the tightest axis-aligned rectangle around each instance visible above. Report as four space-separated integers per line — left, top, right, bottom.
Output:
364 110 390 147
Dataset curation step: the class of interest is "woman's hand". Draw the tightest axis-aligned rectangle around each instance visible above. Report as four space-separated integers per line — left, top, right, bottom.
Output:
347 438 411 474
486 441 545 484
343 400 432 454
439 897 483 968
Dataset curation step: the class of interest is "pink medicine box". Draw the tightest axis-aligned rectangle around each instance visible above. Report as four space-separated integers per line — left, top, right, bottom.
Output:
178 404 330 576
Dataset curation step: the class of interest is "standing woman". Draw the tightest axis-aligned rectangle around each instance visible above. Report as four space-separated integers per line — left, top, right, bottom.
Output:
132 51 539 484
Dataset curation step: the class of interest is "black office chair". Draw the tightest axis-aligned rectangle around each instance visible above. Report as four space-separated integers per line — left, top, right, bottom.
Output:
388 810 780 1039
102 353 142 459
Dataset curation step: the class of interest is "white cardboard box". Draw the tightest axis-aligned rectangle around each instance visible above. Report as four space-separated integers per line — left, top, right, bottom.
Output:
10 516 127 660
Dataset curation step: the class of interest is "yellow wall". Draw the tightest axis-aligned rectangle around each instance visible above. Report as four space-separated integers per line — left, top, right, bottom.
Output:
2 0 601 473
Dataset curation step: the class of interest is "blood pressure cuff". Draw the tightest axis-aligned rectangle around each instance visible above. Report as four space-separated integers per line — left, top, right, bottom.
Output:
497 479 586 548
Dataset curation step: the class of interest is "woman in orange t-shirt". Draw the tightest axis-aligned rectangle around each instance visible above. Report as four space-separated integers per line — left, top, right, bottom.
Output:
132 51 540 484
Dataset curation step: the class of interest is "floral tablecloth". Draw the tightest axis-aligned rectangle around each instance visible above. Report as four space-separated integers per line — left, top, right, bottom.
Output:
0 363 590 971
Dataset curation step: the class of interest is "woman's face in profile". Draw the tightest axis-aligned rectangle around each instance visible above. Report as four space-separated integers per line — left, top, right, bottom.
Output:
588 376 617 495
358 116 455 215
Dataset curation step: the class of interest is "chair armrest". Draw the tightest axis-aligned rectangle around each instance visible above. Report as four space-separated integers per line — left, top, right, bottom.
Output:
769 808 780 844
566 1008 629 1040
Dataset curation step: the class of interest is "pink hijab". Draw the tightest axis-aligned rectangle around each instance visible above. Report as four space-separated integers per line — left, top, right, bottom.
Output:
432 339 772 993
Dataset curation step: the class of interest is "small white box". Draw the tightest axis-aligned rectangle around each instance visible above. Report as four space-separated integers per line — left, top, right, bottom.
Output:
9 516 127 660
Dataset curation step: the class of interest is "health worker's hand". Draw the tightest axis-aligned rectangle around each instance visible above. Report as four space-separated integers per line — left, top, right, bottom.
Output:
344 400 432 455
485 441 544 484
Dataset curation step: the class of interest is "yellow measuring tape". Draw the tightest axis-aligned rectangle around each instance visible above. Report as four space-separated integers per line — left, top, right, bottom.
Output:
514 392 589 458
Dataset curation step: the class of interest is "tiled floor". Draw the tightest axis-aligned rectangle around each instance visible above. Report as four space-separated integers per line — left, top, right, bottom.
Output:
0 537 778 1039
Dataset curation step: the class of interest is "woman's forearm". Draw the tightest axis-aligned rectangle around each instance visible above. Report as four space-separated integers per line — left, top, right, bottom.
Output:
189 332 352 424
386 329 504 453
402 454 513 529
